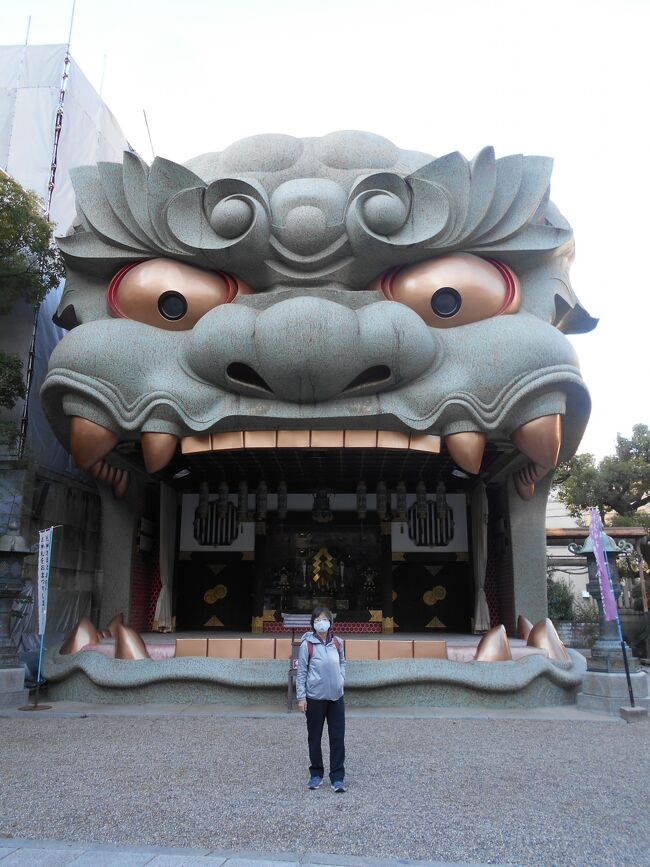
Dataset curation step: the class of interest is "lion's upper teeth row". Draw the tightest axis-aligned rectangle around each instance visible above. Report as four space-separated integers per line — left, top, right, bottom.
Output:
181 429 441 455
67 415 561 498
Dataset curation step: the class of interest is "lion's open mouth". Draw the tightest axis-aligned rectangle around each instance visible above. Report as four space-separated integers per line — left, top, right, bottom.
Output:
67 410 564 506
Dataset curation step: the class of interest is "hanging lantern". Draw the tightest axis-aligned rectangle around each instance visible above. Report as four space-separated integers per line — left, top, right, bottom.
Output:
356 479 367 520
376 480 388 520
237 481 248 524
436 479 448 518
198 480 210 520
396 480 407 522
256 481 268 521
277 480 288 520
312 489 333 523
217 481 229 519
416 480 428 520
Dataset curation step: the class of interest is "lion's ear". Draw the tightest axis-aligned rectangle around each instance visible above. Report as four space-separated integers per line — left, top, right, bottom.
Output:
554 296 598 334
52 302 79 330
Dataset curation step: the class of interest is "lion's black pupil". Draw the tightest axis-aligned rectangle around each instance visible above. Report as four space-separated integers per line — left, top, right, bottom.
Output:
431 287 461 318
158 291 187 321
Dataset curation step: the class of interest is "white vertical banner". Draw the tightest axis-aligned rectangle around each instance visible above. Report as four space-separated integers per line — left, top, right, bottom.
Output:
37 528 53 636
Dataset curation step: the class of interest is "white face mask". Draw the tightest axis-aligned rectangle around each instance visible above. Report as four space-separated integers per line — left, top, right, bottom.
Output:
314 619 330 633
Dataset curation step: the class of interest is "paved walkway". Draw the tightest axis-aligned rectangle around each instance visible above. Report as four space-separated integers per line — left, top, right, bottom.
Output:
0 700 621 721
1 705 648 866
0 838 490 866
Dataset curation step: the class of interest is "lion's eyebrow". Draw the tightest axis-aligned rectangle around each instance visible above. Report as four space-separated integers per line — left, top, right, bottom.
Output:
56 137 592 331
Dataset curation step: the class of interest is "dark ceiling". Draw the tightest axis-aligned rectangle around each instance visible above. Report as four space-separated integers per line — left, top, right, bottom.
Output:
149 442 504 494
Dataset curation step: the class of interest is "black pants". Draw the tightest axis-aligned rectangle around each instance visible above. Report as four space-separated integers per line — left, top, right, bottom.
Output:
306 696 345 782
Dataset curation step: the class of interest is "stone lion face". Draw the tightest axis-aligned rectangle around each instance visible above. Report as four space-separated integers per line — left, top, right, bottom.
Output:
42 131 593 498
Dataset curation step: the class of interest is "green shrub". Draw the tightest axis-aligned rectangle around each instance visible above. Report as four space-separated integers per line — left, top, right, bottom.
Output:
547 575 574 621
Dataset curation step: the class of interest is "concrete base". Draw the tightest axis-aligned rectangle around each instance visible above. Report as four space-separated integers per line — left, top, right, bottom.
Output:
0 667 28 708
43 645 587 708
619 705 649 722
577 670 650 714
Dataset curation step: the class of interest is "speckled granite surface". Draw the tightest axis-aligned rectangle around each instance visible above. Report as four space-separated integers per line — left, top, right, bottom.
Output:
43 646 586 707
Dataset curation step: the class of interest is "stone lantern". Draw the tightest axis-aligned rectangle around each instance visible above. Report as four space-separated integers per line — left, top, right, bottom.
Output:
569 532 637 673
0 520 31 706
571 532 650 715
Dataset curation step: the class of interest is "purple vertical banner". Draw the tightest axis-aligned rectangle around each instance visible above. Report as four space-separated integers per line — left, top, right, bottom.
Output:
588 508 619 621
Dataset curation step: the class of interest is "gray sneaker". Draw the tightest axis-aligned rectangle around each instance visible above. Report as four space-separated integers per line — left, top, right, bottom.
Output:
331 780 347 793
308 775 323 789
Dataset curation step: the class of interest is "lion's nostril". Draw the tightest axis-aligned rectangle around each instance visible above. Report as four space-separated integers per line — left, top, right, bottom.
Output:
344 365 391 392
226 363 273 393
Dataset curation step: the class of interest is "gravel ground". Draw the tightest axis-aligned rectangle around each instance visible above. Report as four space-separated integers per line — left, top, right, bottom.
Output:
0 715 649 866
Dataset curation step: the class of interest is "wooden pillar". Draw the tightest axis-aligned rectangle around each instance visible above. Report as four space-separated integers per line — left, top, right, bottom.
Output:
380 522 394 633
251 523 266 632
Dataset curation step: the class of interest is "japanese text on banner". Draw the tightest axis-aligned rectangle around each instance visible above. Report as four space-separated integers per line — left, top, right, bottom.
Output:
37 528 53 636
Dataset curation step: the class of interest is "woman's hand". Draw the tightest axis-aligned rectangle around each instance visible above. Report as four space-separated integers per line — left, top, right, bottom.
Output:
298 699 307 713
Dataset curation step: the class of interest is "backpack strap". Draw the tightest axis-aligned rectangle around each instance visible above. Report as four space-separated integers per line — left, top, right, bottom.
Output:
306 635 341 663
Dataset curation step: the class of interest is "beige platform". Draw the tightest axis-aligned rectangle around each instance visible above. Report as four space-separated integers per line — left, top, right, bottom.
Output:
79 632 549 662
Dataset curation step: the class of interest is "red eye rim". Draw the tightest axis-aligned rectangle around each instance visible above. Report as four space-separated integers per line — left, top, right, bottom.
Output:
107 262 143 319
378 266 403 301
107 261 242 319
485 258 518 315
377 258 518 316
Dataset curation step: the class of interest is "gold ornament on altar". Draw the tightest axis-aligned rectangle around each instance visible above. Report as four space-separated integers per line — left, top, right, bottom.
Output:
423 585 446 606
204 583 228 604
423 585 447 628
312 547 335 584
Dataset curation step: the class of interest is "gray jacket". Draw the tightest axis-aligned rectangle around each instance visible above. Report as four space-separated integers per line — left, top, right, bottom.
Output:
295 631 346 701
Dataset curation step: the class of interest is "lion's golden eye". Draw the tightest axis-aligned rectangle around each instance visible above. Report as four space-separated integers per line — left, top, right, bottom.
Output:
368 253 521 328
107 258 252 331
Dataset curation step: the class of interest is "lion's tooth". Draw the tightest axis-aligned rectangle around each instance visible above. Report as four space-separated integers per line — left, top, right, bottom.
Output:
517 614 533 641
69 417 119 470
408 433 441 454
527 618 570 662
114 623 150 660
114 470 130 499
89 460 104 478
141 432 178 472
474 625 512 661
511 414 561 469
103 612 124 638
513 471 535 501
59 617 100 654
445 432 486 475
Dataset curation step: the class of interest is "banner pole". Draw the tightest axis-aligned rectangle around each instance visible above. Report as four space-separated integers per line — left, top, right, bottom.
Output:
33 632 46 708
607 558 636 708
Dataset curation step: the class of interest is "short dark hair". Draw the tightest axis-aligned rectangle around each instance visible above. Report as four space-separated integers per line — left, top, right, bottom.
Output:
311 606 333 629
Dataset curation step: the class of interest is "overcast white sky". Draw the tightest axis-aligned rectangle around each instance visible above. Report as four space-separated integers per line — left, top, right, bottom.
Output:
4 0 649 460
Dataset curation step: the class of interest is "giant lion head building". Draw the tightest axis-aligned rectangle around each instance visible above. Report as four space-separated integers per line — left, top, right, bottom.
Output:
41 131 595 702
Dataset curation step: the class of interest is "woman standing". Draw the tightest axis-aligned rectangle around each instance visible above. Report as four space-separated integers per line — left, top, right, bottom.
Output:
296 606 347 792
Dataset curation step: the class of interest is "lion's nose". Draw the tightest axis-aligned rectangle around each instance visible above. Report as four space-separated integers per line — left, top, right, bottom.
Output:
186 297 437 403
